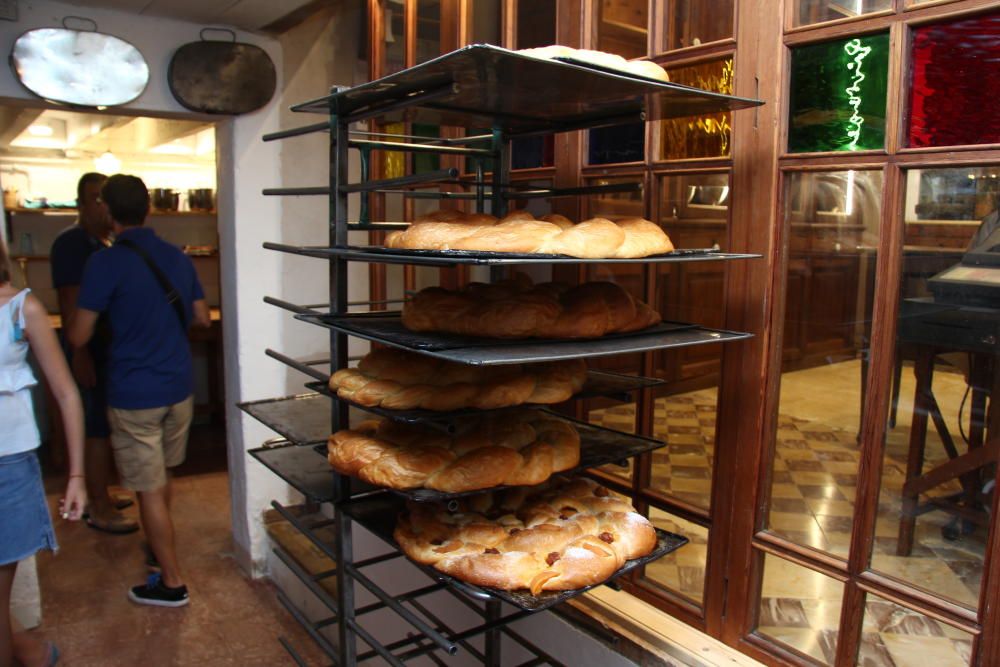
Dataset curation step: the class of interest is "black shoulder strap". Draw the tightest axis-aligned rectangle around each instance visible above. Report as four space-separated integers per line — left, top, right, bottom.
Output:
115 238 187 330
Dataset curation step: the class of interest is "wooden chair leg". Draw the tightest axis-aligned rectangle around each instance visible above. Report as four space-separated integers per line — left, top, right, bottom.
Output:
890 344 903 429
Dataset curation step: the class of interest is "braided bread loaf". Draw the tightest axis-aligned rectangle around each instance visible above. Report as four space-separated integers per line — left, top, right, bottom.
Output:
330 349 587 411
384 209 674 259
402 275 661 339
517 45 670 82
328 411 580 492
394 477 657 593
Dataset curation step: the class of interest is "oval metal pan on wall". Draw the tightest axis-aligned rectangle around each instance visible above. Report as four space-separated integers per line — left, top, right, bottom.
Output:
168 30 276 115
10 25 149 107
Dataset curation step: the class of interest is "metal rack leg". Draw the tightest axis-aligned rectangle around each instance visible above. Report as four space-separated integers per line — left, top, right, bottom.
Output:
485 599 503 667
334 506 355 666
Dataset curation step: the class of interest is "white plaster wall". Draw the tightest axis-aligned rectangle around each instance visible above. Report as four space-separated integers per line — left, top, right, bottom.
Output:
0 0 289 574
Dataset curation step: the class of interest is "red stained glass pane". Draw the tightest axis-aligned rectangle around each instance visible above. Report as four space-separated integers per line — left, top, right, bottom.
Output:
908 13 1000 148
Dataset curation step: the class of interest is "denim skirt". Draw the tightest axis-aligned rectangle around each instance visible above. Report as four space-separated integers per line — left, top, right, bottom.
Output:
0 450 57 566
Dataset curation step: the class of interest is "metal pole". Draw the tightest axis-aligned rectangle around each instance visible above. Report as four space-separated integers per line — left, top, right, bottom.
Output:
331 97 357 667
484 599 503 667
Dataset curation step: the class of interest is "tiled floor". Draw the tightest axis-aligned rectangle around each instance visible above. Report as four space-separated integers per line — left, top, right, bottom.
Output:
25 426 326 666
590 359 986 666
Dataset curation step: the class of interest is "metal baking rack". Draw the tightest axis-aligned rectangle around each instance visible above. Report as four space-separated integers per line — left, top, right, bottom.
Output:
341 491 689 612
263 242 761 267
254 42 762 666
306 367 663 431
297 311 750 366
318 408 666 503
289 44 759 130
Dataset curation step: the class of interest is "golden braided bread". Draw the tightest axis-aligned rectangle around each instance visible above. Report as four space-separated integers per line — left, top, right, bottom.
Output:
402 275 661 339
327 411 581 492
384 209 674 259
516 45 671 82
330 349 587 411
394 477 657 593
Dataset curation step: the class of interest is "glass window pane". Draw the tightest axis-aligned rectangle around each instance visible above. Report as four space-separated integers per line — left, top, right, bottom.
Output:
411 124 440 172
469 0 501 45
588 123 645 165
870 166 995 610
755 553 844 666
908 12 1000 148
649 173 729 510
512 135 554 170
416 0 441 64
788 33 890 153
862 594 973 666
765 170 883 557
584 177 646 478
516 0 556 49
651 387 716 508
597 0 648 59
642 508 708 604
589 400 638 479
659 58 733 160
663 0 733 51
793 0 892 28
383 0 406 74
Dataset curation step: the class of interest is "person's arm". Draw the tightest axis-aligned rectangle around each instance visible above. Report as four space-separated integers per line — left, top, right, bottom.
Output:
67 308 99 349
22 293 87 520
192 299 211 328
56 284 96 387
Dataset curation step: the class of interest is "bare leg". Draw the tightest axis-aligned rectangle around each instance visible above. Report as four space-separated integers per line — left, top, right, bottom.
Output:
137 482 183 589
0 563 13 667
1 562 49 667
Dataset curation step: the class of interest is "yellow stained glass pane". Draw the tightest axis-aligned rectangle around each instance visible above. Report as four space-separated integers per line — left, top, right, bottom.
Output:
660 58 733 160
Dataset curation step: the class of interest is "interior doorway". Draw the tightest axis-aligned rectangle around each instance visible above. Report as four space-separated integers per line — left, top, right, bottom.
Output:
0 102 228 480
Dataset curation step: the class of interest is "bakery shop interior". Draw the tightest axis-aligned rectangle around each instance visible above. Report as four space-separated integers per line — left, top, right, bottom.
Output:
1 0 996 665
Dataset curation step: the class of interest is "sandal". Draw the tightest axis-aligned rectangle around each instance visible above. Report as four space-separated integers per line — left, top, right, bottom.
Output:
81 495 134 519
43 641 59 666
86 514 140 535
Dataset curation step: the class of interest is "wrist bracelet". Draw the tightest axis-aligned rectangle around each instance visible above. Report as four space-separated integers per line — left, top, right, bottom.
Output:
69 474 85 479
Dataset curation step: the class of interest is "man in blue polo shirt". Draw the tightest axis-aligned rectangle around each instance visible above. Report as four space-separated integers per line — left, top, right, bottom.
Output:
50 172 138 535
69 174 210 607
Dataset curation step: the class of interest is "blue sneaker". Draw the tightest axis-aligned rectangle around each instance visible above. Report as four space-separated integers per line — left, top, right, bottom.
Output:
128 573 189 607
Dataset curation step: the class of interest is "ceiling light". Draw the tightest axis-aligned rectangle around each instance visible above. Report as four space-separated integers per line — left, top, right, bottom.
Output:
27 124 53 136
95 150 121 173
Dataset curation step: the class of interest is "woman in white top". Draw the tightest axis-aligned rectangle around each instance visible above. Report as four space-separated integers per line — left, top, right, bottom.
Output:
0 239 86 667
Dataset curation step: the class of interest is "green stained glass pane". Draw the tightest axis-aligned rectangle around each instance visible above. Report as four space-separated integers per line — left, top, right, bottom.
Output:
660 58 733 160
411 124 440 173
788 33 889 153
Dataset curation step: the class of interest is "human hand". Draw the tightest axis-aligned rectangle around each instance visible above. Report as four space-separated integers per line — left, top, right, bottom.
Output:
59 477 87 521
71 348 96 388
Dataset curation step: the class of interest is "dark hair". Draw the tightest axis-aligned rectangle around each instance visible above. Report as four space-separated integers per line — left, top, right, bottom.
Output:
0 237 11 284
101 174 149 227
77 172 107 204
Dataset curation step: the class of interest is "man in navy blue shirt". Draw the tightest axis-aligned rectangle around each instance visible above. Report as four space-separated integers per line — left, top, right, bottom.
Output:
69 175 209 607
50 172 138 535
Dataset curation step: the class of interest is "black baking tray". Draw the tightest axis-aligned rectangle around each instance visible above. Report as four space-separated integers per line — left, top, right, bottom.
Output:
272 244 759 267
295 311 751 365
248 443 335 502
340 491 688 612
291 44 761 133
306 369 662 431
238 392 333 445
316 408 663 503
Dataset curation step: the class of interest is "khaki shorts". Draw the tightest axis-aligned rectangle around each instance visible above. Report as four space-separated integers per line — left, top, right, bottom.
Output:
108 396 194 492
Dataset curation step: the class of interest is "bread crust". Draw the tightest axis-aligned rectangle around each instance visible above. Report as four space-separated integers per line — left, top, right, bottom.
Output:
402 276 661 339
394 477 658 593
327 411 581 492
330 348 587 410
385 209 673 259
